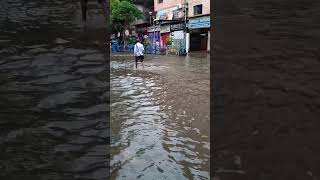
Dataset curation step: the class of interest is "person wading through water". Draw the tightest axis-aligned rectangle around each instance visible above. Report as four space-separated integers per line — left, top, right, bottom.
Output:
81 0 107 21
134 39 145 69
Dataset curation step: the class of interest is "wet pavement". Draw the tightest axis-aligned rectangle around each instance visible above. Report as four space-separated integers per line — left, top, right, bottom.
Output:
0 0 108 179
110 53 210 179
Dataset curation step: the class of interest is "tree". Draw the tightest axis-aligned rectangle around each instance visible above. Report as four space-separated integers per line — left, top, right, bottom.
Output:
111 0 143 45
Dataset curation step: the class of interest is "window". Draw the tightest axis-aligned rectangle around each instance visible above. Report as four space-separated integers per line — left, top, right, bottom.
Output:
193 4 202 15
158 0 163 3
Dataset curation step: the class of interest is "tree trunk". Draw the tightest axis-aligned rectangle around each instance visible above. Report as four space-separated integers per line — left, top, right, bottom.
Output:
123 28 125 46
123 24 128 46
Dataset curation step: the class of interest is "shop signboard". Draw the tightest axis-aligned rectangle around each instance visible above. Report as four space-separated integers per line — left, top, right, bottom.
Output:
159 14 168 20
170 23 185 31
147 25 160 32
172 9 184 20
188 16 210 29
157 5 181 20
160 25 170 33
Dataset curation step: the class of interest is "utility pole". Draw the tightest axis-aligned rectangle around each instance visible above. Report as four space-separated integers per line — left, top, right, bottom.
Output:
149 11 156 54
149 12 152 53
183 0 188 55
153 17 156 54
149 12 152 27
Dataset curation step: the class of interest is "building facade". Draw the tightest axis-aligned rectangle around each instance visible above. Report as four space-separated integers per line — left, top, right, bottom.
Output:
153 0 210 53
187 0 210 52
154 0 185 50
131 5 151 44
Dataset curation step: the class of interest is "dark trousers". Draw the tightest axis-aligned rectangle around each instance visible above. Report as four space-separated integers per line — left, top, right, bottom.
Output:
135 56 144 68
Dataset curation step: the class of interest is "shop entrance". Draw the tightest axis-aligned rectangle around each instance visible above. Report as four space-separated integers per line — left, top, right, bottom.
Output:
189 28 208 52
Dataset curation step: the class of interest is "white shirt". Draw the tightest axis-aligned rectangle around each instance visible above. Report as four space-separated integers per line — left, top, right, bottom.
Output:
134 42 144 56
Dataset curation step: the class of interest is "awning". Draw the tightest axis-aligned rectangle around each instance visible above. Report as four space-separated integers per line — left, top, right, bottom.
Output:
155 19 184 25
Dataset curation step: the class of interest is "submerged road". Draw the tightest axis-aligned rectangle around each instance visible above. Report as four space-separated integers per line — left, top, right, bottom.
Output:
110 53 210 179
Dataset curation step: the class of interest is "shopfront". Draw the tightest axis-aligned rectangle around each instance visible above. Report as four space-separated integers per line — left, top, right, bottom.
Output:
160 24 170 47
170 22 186 50
188 15 210 52
156 6 182 48
147 25 161 52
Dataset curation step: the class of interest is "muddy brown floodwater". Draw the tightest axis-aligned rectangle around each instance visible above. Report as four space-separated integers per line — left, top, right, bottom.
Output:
110 53 210 179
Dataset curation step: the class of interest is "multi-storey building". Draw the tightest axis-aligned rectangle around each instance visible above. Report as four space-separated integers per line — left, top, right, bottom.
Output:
187 0 210 52
153 0 185 49
153 0 210 52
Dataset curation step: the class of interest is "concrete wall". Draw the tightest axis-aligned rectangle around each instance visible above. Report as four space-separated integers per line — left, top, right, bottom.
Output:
154 0 183 12
154 0 210 18
187 0 210 18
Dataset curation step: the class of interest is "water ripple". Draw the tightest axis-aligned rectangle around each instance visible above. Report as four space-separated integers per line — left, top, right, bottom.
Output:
111 54 210 179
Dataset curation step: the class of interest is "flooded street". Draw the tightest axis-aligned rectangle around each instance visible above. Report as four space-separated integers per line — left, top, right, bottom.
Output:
0 0 108 179
110 53 210 179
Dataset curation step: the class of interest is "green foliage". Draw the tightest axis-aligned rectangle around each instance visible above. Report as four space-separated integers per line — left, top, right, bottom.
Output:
123 0 135 3
127 37 136 45
166 37 173 45
111 0 143 31
144 37 150 47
